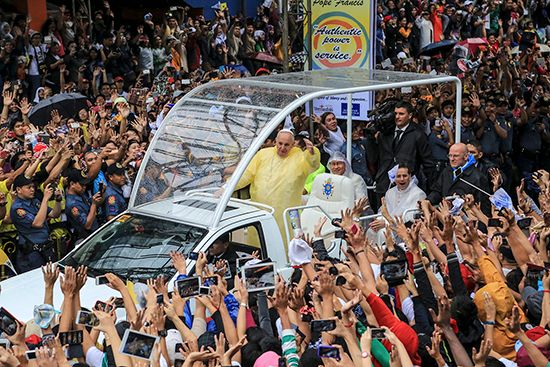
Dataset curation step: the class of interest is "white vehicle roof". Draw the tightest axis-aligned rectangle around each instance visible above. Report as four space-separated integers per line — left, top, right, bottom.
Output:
131 69 460 229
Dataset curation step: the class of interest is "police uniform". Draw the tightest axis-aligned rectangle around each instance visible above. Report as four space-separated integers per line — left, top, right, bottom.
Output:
10 175 55 273
104 163 127 218
66 170 98 240
495 99 515 191
428 129 450 178
479 120 504 166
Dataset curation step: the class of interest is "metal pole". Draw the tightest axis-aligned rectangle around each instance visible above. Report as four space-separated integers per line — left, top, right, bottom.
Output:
72 0 76 27
87 0 92 39
307 0 315 139
282 0 289 73
346 93 352 162
454 79 462 143
306 0 313 69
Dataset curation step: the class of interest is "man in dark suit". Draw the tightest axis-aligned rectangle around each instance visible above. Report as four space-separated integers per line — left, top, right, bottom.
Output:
371 101 434 205
428 143 491 213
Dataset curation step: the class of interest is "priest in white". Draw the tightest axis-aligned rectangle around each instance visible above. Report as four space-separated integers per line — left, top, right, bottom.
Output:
367 164 426 247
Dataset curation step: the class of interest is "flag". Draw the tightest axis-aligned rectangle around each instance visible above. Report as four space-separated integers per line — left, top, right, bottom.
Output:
388 164 399 184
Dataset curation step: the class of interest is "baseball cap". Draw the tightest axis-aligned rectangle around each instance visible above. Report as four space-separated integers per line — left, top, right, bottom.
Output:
113 96 127 105
13 174 33 189
33 304 60 329
106 163 125 176
296 130 310 139
67 169 91 185
114 76 124 82
521 286 543 321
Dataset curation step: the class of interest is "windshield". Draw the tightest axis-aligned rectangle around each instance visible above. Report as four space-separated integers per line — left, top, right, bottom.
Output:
60 213 207 281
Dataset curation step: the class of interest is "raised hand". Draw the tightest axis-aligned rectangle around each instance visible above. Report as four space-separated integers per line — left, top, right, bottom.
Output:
472 339 493 367
42 262 60 288
170 251 187 275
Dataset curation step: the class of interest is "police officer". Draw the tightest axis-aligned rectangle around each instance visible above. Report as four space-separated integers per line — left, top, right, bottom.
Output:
459 107 478 145
10 174 62 273
65 169 103 241
477 98 507 167
104 163 127 221
495 95 515 191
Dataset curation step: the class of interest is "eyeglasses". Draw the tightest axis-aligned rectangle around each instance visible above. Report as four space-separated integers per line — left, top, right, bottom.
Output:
447 154 464 158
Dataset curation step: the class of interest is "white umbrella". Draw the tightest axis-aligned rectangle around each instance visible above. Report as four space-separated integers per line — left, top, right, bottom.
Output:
511 43 550 54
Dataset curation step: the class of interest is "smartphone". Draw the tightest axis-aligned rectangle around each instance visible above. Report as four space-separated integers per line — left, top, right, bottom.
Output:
198 286 210 295
119 329 159 361
94 300 114 313
156 294 164 305
201 276 218 287
98 182 105 193
143 69 150 75
454 167 463 177
70 122 80 129
59 330 83 346
371 328 386 339
188 252 199 260
311 319 336 333
75 310 99 327
517 217 532 230
488 218 503 227
174 343 183 353
25 350 37 360
334 230 346 239
0 308 19 336
175 277 200 297
170 6 178 11
317 345 340 359
113 297 125 308
0 339 10 349
95 275 109 285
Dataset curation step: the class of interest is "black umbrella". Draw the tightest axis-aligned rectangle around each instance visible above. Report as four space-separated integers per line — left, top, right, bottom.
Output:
28 93 90 126
419 39 458 57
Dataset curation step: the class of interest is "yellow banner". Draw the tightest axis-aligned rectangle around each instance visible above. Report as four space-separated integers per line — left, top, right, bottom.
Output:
306 0 374 70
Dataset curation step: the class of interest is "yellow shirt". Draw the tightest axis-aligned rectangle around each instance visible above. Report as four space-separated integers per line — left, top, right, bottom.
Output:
235 146 320 241
474 255 526 360
0 179 16 233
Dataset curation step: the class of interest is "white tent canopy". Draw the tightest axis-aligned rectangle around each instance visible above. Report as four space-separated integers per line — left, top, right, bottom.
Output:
130 69 461 228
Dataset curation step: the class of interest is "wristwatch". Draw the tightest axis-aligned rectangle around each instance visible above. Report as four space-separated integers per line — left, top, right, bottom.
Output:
240 302 248 309
158 329 167 337
361 351 371 359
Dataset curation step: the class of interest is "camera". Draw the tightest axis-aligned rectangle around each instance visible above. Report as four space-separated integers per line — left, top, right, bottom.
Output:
365 98 399 135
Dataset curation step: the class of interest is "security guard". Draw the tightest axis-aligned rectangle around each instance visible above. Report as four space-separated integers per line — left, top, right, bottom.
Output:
104 163 127 221
495 95 515 191
65 170 103 241
10 174 62 273
477 99 506 167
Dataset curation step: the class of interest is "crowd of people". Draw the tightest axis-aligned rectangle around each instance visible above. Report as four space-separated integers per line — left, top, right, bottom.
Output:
0 0 549 366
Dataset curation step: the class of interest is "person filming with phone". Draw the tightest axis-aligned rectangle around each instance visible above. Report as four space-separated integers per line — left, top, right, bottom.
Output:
428 143 490 212
65 169 103 242
10 174 62 273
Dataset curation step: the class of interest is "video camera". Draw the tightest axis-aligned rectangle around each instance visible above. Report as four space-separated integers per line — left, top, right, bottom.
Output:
365 98 399 135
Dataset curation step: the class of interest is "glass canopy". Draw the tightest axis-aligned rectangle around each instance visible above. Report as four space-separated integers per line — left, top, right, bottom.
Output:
130 69 459 228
